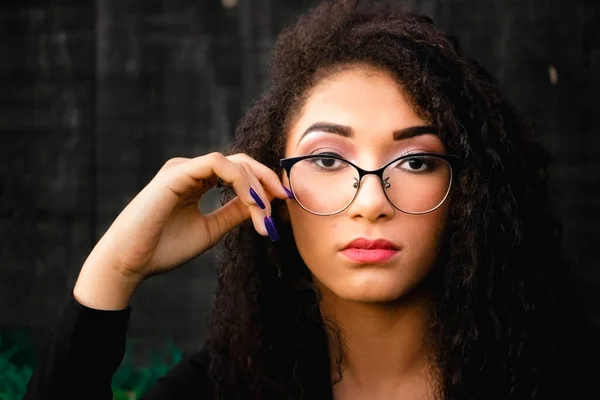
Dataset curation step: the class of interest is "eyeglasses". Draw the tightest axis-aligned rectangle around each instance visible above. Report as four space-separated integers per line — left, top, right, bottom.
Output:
280 153 461 216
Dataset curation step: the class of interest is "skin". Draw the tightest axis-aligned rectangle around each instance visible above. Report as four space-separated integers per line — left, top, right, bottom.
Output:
282 64 450 399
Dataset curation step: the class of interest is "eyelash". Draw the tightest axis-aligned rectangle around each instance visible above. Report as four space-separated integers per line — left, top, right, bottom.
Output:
398 149 424 158
310 148 344 157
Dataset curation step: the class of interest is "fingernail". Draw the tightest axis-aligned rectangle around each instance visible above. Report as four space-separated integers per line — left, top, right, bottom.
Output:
264 216 280 242
249 188 266 209
283 186 294 199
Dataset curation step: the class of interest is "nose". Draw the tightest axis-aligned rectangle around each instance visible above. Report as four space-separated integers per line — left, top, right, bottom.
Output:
346 174 395 221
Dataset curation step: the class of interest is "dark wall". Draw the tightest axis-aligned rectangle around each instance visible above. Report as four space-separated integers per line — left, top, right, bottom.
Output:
1 0 599 358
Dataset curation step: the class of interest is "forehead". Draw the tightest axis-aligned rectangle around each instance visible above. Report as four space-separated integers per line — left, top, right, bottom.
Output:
286 65 427 147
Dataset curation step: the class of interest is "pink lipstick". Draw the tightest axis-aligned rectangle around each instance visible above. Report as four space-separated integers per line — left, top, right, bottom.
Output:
340 238 399 264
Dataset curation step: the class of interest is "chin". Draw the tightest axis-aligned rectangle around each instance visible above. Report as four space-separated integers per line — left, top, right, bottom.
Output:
334 272 417 303
342 291 405 303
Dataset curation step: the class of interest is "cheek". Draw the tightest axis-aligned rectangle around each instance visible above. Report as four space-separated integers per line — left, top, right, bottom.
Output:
286 203 335 268
403 207 449 265
287 203 324 245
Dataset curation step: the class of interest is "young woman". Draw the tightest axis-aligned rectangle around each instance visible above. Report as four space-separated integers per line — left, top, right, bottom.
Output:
24 1 594 399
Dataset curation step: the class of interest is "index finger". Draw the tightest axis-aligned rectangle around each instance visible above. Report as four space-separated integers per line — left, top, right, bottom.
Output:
226 153 291 200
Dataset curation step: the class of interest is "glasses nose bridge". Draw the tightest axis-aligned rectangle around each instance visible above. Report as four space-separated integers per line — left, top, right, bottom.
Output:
347 164 394 217
355 165 388 188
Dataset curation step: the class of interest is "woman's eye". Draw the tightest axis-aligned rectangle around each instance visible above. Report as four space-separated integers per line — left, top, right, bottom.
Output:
399 156 432 172
314 157 343 169
306 153 348 170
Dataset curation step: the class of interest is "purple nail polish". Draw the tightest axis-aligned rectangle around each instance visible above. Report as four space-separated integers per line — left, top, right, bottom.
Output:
264 216 280 242
250 188 266 209
283 186 294 199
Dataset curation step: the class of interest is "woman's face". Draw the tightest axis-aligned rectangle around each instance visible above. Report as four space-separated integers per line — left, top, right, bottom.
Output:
283 65 450 303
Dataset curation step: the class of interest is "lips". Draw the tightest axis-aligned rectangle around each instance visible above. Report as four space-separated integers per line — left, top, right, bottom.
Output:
342 238 399 251
340 238 400 264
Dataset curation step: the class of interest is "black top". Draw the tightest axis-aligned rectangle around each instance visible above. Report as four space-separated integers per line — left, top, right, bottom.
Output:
22 294 600 399
23 297 213 400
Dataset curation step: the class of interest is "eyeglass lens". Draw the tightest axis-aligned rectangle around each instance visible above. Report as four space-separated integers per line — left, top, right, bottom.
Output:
289 155 452 215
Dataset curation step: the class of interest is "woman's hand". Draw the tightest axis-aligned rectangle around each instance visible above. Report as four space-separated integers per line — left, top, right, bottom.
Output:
73 152 290 309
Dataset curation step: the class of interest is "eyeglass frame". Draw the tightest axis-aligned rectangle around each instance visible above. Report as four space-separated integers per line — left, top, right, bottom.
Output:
279 152 462 216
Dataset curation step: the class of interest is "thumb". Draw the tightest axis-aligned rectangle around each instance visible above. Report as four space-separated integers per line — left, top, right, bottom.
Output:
204 196 252 242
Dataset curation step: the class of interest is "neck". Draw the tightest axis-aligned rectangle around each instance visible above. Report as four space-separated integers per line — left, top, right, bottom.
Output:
319 285 437 398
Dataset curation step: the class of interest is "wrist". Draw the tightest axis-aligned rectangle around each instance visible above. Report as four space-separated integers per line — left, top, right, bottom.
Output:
73 256 144 311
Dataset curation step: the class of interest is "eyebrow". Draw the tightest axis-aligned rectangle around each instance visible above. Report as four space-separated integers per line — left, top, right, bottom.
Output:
296 122 439 147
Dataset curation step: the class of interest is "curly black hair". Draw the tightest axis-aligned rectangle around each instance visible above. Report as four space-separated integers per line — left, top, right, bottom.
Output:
204 1 579 398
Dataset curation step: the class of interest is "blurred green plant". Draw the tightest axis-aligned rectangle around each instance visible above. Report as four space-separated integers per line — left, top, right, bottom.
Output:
111 339 183 399
0 329 183 400
0 330 34 400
